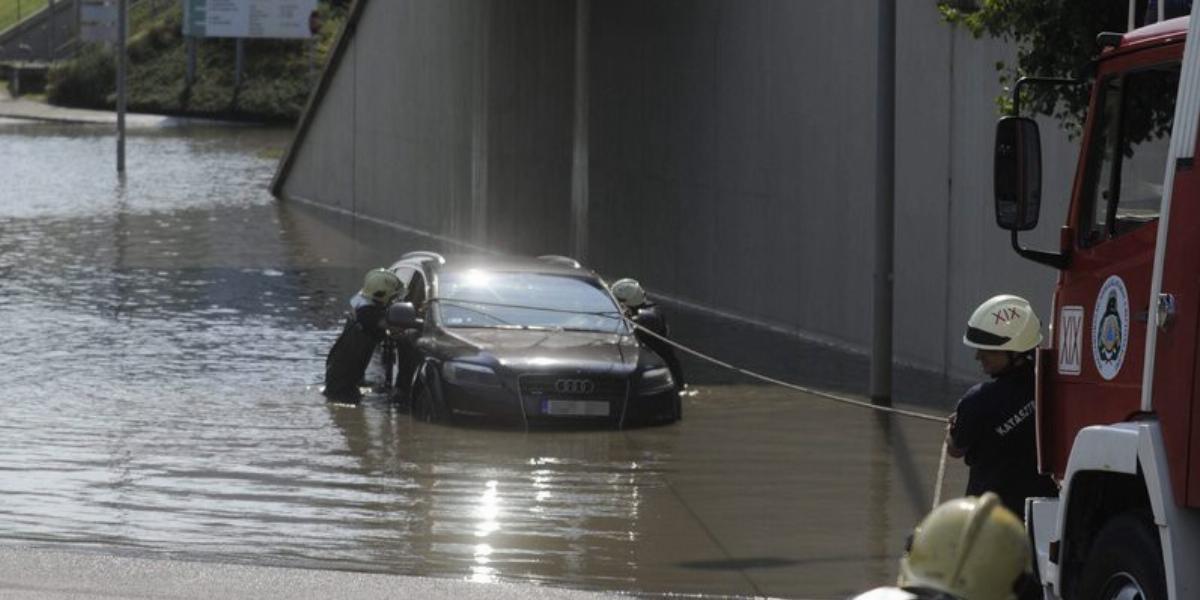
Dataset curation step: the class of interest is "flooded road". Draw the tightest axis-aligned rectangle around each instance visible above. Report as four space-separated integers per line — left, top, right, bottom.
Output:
0 119 967 599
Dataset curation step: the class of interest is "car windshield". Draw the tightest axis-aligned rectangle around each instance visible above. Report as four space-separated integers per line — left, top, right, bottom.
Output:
436 269 626 333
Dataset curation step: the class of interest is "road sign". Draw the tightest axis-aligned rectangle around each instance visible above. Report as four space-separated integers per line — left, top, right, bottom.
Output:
182 0 318 39
80 0 118 44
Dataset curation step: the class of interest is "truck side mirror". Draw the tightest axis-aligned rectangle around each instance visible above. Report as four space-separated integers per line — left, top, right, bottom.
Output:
386 302 422 329
994 116 1043 231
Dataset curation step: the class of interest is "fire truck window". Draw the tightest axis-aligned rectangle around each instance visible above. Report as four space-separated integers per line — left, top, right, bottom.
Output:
1081 64 1180 245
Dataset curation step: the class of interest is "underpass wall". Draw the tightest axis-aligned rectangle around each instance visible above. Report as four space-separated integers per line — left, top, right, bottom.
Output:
276 0 1080 381
281 0 574 254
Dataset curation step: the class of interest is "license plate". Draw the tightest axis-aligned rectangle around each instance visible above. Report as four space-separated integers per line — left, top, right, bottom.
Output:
543 399 610 417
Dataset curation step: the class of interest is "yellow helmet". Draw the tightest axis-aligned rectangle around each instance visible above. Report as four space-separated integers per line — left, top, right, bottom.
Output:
361 268 404 304
611 278 646 308
963 295 1043 353
898 493 1032 600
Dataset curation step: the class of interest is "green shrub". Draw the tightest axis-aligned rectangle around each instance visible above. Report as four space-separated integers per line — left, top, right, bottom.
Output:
46 44 115 108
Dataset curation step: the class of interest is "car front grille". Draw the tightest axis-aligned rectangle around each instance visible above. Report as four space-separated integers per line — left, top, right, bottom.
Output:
518 375 627 399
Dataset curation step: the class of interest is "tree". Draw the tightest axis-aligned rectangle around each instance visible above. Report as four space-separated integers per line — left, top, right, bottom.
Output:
938 0 1128 137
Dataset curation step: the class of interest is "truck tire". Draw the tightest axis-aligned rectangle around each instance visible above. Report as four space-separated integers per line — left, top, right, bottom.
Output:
1075 512 1166 600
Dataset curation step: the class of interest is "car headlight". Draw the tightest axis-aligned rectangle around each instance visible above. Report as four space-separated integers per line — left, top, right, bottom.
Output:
636 366 675 395
443 361 503 388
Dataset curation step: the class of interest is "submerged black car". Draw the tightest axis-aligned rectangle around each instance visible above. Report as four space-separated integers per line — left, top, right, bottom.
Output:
384 252 680 427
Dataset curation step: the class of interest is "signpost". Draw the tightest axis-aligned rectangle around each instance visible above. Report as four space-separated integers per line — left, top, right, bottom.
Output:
116 0 126 173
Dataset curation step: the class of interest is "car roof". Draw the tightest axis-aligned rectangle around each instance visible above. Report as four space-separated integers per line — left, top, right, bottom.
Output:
440 254 597 278
391 252 599 279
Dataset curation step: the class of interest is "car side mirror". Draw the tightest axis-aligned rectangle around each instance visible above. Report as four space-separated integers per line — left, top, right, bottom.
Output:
386 302 422 329
994 116 1042 231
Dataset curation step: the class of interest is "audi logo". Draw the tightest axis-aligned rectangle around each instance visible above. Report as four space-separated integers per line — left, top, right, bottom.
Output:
554 379 595 394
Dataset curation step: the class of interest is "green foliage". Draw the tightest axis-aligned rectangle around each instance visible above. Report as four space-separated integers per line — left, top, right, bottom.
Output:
43 2 348 122
0 0 49 33
46 43 115 107
939 0 1128 136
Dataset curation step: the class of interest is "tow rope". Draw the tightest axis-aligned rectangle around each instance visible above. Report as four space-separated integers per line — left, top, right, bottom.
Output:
622 317 953 509
622 318 949 423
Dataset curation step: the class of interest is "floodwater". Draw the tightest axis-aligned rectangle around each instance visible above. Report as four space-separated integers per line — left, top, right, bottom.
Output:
0 119 968 599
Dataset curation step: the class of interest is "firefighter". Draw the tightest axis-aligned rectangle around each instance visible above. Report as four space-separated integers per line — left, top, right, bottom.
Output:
611 278 686 389
946 295 1058 518
323 268 405 402
850 493 1034 600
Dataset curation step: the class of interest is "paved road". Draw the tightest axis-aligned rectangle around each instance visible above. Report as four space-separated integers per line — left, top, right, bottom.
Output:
0 89 213 127
0 547 628 600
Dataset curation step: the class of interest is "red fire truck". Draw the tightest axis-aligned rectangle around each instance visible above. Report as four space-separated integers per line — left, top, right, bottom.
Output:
994 6 1200 600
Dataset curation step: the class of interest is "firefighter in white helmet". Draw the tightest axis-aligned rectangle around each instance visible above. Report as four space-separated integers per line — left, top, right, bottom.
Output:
850 493 1035 600
946 295 1057 519
612 278 686 391
324 268 405 402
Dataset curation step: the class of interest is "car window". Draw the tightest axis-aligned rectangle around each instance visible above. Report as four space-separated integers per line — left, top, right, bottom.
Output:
390 266 416 288
407 272 427 308
1080 63 1179 245
436 270 626 333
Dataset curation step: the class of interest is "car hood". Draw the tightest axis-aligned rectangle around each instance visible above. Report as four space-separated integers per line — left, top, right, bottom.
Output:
446 328 639 372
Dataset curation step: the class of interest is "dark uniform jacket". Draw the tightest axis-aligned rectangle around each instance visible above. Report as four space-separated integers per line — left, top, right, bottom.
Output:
324 293 388 401
950 361 1057 517
632 302 685 388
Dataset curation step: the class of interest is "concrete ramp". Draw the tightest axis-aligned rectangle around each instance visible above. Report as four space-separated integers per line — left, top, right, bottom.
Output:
0 0 77 62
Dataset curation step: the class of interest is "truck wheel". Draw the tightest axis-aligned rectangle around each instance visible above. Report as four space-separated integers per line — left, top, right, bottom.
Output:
1076 512 1166 600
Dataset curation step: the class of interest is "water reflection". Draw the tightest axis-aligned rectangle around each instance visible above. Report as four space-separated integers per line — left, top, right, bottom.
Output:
0 120 969 598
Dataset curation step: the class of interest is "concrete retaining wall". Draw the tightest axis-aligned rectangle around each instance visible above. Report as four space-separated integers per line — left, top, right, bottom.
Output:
276 0 1081 380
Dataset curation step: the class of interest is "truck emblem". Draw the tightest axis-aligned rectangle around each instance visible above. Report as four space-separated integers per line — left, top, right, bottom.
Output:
1058 306 1084 376
1091 276 1129 381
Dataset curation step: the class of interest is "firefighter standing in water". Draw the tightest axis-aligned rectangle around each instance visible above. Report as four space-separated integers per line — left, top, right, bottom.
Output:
611 278 686 389
946 295 1058 518
323 268 404 402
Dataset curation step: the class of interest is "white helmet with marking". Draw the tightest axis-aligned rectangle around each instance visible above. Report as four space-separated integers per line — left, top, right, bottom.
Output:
611 278 647 308
963 295 1042 353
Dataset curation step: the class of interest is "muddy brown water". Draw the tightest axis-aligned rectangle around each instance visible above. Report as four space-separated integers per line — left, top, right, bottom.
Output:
0 120 969 599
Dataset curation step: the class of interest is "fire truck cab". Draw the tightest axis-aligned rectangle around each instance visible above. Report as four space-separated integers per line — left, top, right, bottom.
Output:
993 8 1200 600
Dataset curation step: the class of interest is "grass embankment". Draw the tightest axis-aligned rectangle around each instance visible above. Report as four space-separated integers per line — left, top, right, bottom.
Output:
46 3 346 123
0 0 48 33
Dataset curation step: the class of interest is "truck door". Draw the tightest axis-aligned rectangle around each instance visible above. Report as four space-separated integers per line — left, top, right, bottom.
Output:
1150 76 1200 509
1045 52 1182 476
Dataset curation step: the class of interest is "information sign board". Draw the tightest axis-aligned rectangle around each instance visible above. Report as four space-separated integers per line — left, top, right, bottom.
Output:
80 0 119 44
182 0 317 39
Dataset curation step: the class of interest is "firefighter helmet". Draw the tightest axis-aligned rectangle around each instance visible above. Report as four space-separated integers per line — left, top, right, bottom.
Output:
611 278 647 308
361 268 404 304
898 493 1032 600
963 295 1043 352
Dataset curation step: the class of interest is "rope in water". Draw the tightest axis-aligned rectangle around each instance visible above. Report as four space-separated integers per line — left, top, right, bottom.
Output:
622 318 949 423
621 317 953 507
